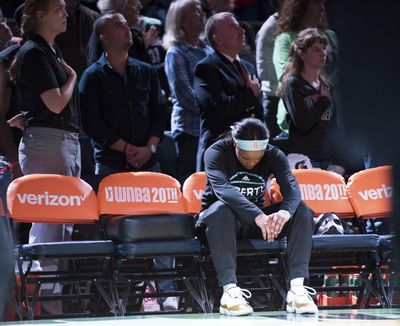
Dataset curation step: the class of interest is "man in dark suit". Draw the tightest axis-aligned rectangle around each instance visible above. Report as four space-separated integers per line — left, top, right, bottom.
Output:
194 12 263 171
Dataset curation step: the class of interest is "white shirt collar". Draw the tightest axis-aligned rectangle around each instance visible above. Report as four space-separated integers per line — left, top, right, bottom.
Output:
220 51 240 63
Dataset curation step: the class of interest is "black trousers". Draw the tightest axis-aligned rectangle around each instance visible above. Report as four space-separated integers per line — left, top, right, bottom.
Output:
174 132 199 185
196 200 314 287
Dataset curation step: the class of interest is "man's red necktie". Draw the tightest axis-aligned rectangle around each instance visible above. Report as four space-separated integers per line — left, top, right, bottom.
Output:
233 59 249 83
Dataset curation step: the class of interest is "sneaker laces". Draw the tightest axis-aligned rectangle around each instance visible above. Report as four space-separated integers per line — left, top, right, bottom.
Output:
302 286 316 296
228 287 252 300
292 285 316 301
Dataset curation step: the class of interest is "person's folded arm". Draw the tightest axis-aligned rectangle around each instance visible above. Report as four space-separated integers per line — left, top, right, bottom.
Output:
284 80 331 131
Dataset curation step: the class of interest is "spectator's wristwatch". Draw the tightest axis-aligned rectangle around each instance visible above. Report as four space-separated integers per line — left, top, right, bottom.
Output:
148 144 157 154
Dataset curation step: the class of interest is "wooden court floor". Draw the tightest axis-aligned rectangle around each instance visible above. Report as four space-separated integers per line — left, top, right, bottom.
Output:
2 309 399 326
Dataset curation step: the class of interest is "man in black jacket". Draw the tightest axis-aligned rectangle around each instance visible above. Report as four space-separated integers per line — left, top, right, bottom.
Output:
194 12 263 171
79 13 177 310
80 13 168 176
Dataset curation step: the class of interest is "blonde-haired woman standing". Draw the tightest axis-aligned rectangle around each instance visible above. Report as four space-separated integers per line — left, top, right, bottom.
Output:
164 0 212 184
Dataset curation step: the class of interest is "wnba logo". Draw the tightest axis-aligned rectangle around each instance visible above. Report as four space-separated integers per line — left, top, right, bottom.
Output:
104 186 179 203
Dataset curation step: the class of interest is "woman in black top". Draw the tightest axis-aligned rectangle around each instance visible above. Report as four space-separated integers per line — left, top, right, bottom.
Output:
197 117 317 316
278 28 344 175
9 0 80 313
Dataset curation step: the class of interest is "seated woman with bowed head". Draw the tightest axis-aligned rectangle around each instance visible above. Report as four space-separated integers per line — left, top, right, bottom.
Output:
196 117 318 316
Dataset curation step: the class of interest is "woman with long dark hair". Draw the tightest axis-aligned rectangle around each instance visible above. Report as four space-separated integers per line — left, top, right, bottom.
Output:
272 0 338 133
278 28 344 174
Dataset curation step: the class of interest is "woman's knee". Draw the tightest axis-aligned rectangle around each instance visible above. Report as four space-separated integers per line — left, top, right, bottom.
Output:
293 201 314 224
203 201 237 227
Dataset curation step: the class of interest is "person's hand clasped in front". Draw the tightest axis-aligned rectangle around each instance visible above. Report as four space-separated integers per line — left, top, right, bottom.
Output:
255 210 290 242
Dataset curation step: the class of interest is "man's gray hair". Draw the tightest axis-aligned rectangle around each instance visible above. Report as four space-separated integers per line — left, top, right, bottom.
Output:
205 12 233 48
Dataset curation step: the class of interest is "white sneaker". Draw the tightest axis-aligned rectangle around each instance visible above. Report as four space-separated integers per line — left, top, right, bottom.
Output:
162 296 179 311
286 286 318 314
220 286 253 316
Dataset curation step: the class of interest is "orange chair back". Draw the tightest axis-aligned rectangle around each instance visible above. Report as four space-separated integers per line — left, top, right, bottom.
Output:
270 178 283 204
97 172 186 215
292 169 354 217
6 174 98 223
347 166 393 218
182 172 206 214
264 185 272 207
182 172 271 215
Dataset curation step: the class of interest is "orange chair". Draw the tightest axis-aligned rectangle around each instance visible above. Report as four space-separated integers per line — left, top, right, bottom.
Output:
97 172 205 314
292 169 354 217
270 169 354 217
182 172 287 311
347 165 395 307
98 172 195 242
6 174 114 319
182 172 206 215
183 171 272 215
347 165 393 220
274 169 383 308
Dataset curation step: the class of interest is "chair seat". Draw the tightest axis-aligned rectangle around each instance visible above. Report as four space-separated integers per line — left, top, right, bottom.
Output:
238 238 287 253
115 239 202 257
104 213 195 243
200 238 287 255
312 234 378 251
378 234 397 251
21 240 114 257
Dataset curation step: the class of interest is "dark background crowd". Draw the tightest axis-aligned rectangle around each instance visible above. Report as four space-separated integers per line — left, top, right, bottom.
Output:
0 0 399 245
0 0 399 319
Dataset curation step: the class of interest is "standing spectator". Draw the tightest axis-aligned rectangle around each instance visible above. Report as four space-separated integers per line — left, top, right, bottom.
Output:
88 0 154 64
89 0 170 112
202 0 256 64
196 117 317 316
13 1 99 78
0 6 23 210
194 12 263 171
56 0 99 78
80 13 168 176
255 0 282 139
278 28 344 174
9 0 80 314
273 0 338 133
0 50 23 211
163 0 211 184
79 13 176 310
